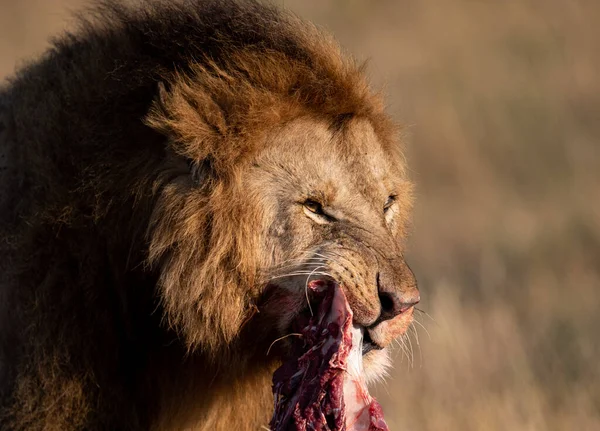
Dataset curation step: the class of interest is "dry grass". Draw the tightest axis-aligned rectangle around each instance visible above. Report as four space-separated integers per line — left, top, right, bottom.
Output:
2 0 599 429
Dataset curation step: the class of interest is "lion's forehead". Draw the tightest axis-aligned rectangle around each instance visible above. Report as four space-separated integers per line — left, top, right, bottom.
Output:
256 117 403 201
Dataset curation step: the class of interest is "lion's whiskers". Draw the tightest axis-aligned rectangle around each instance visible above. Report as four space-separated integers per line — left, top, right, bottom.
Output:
268 253 341 317
410 322 423 368
266 332 303 356
396 336 410 367
303 265 330 316
268 271 330 281
312 250 351 268
406 329 416 369
273 257 326 269
414 307 436 324
269 260 325 275
412 316 432 340
395 333 413 370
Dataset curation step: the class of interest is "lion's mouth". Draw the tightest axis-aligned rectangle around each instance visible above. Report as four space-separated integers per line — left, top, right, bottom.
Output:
269 281 389 431
361 330 382 356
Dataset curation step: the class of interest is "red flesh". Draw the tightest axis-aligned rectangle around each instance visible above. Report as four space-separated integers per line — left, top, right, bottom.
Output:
270 282 389 431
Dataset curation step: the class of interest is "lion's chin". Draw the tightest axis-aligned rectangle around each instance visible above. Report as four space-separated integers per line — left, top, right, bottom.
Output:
363 348 392 386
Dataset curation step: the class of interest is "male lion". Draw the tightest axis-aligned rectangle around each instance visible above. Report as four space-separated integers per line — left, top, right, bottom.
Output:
0 1 419 430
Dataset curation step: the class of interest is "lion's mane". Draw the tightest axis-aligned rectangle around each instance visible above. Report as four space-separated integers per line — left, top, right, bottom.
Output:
0 1 396 429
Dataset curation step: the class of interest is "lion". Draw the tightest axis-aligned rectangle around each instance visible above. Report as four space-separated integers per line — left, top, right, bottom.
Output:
0 1 419 430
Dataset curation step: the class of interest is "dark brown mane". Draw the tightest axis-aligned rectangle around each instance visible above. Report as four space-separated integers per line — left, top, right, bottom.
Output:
0 1 398 429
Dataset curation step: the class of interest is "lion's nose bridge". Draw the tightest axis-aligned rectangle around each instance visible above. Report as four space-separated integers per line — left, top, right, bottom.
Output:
376 258 419 321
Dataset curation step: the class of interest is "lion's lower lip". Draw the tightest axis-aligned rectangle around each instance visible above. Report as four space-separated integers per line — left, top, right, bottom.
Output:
362 330 383 355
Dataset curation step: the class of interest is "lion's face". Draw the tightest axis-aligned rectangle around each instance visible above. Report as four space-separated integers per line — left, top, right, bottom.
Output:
238 116 418 382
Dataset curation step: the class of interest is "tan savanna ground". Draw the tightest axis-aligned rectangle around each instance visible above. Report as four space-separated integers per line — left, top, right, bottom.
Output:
1 1 599 430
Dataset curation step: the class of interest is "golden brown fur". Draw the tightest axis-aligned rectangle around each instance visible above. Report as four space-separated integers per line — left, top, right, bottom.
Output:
0 1 417 430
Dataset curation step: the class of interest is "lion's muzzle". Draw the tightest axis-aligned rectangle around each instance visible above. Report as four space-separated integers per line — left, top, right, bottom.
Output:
346 256 420 352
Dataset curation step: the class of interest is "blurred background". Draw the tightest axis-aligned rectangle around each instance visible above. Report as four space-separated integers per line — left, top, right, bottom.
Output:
1 0 599 429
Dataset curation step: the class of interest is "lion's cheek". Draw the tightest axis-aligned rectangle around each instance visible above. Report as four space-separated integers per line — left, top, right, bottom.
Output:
257 286 306 334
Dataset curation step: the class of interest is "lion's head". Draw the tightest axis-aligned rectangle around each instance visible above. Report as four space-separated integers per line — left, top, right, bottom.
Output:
145 45 418 384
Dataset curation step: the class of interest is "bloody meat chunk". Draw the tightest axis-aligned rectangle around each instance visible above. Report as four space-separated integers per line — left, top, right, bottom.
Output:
270 282 389 431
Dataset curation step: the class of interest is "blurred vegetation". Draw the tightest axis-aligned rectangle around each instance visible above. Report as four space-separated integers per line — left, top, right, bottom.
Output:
2 0 599 429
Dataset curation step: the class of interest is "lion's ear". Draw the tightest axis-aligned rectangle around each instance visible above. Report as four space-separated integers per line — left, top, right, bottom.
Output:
145 81 175 136
156 81 170 110
188 157 216 187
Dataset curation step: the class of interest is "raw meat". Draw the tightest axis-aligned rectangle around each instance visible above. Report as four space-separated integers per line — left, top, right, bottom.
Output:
270 281 389 431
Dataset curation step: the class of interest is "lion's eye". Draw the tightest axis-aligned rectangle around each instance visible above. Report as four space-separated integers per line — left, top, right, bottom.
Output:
304 199 324 215
302 199 334 225
384 195 396 212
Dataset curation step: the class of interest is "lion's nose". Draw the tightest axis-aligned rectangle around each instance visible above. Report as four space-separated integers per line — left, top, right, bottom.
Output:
376 268 420 322
378 290 420 320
